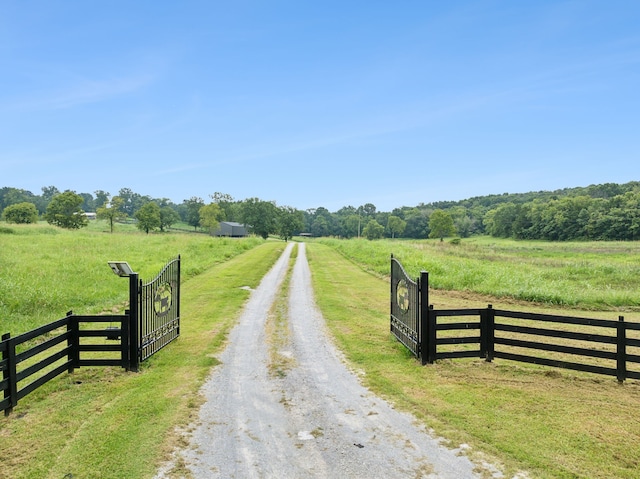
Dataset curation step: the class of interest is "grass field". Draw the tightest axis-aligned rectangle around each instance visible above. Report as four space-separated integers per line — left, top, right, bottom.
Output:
0 222 263 335
315 236 640 311
2 227 640 478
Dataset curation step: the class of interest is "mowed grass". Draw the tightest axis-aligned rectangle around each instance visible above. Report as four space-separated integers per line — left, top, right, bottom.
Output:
306 241 640 479
315 236 640 310
0 233 286 479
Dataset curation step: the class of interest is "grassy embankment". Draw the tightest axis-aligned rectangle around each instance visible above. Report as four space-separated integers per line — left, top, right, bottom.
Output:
306 237 640 479
0 223 286 479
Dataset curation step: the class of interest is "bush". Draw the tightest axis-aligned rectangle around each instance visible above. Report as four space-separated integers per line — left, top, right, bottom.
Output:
2 202 39 224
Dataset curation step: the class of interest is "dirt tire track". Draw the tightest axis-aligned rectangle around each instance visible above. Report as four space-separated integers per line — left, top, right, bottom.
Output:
156 243 487 478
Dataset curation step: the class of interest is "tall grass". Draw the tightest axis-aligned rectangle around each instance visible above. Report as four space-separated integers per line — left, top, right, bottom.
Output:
314 237 640 310
0 222 263 335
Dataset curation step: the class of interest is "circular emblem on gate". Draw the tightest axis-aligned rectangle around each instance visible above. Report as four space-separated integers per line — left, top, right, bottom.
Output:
154 282 173 316
396 279 410 313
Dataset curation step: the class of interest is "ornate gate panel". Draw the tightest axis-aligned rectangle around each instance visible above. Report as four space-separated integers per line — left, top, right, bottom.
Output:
138 256 180 362
390 255 420 357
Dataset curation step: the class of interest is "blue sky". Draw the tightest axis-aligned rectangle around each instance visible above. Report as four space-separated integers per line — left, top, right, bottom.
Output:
1 1 639 212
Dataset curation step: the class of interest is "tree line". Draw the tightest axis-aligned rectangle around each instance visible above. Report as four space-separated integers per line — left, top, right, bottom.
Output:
0 187 308 241
1 181 639 241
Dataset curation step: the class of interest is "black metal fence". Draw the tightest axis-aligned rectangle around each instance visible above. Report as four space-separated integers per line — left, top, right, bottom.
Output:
1 257 180 416
390 256 640 382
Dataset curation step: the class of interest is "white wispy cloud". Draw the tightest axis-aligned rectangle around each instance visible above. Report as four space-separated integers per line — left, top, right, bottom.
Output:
8 73 154 112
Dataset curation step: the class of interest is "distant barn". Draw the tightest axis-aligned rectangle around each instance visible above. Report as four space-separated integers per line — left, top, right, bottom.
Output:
213 221 249 237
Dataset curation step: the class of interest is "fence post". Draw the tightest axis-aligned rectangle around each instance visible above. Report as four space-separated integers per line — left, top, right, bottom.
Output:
2 333 16 416
617 316 626 384
128 273 140 372
66 310 79 372
419 271 429 365
486 304 495 362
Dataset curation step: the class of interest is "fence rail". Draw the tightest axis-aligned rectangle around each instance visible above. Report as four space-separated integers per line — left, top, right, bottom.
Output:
426 306 640 381
1 312 129 416
494 308 639 381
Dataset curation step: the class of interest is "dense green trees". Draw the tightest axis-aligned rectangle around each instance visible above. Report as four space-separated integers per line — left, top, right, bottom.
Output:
428 210 456 241
2 181 639 241
0 187 38 213
118 188 148 217
306 207 334 237
134 202 161 234
362 219 384 240
199 202 224 234
184 197 205 230
209 192 239 224
159 206 180 232
94 190 110 209
387 215 407 239
483 190 640 241
277 206 305 241
44 191 88 229
240 198 279 239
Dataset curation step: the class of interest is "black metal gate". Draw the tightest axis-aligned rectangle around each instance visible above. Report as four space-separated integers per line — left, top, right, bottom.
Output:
127 256 181 370
390 255 428 362
139 256 180 363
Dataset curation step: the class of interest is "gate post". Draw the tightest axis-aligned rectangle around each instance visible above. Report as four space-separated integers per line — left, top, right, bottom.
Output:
390 255 394 335
419 271 429 365
176 255 181 337
2 333 16 416
128 273 140 372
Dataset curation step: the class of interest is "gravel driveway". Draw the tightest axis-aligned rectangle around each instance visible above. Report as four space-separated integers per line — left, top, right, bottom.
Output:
156 243 491 478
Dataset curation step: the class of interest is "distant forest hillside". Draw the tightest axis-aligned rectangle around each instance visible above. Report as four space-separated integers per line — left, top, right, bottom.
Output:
1 181 639 241
404 180 640 241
